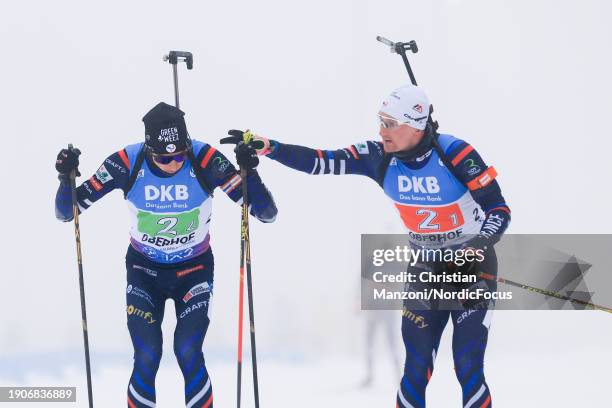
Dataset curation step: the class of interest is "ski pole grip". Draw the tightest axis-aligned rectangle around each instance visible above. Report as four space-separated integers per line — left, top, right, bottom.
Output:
164 51 194 70
376 36 395 47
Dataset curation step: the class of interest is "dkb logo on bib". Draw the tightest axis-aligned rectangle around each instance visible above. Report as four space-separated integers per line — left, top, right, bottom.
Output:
145 185 189 201
397 176 440 194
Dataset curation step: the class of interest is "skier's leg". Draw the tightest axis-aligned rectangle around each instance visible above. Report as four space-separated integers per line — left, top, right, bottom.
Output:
451 249 497 408
125 257 165 408
451 308 494 408
397 309 449 408
173 250 214 408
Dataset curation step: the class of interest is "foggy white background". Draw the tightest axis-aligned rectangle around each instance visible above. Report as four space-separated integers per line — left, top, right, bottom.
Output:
1 0 611 406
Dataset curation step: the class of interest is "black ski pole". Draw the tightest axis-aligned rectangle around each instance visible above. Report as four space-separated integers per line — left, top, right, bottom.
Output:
236 210 245 408
67 144 94 408
220 130 263 408
377 36 419 86
478 272 612 314
239 161 261 408
163 51 193 109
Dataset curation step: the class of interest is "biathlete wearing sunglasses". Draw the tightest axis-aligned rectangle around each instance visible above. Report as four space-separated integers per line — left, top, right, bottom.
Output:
55 102 277 263
246 85 510 408
54 102 277 408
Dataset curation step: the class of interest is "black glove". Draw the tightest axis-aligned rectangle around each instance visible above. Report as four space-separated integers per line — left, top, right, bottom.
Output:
221 129 266 150
445 258 479 288
445 235 490 278
56 147 81 178
221 130 260 171
235 142 259 170
462 234 491 252
448 236 494 309
444 237 489 289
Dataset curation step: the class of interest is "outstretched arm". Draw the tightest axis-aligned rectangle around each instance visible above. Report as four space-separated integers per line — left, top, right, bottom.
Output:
263 139 385 181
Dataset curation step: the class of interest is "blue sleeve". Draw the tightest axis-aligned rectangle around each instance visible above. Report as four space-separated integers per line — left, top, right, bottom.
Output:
265 140 385 181
197 145 277 223
54 151 130 222
445 139 511 243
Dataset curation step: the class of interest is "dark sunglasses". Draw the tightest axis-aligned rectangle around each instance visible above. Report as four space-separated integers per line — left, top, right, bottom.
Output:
152 152 187 165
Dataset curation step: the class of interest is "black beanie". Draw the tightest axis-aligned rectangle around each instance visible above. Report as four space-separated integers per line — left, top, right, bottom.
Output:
142 102 190 154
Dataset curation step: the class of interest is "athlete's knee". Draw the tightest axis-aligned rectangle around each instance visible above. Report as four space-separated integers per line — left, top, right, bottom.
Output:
453 340 486 383
127 313 163 373
402 358 433 382
454 351 480 375
174 335 204 374
174 343 203 372
401 337 437 386
134 344 163 372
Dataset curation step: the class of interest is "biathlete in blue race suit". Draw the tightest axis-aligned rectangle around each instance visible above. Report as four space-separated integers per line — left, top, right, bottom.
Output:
243 84 510 408
54 102 277 408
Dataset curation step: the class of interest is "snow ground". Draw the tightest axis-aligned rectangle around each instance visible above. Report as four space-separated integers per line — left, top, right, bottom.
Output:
3 313 610 408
